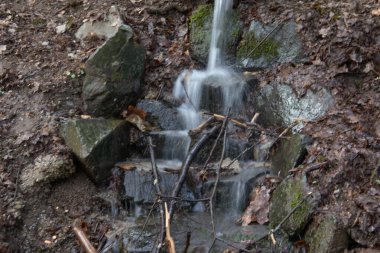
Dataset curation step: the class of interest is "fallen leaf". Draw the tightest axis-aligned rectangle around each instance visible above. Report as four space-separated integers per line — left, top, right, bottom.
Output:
116 162 137 171
371 8 380 16
240 186 271 226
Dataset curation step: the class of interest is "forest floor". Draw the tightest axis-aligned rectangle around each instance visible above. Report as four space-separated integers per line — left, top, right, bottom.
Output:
1 0 379 252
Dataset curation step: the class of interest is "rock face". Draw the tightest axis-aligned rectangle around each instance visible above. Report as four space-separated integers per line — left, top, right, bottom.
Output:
305 215 349 253
269 175 317 236
20 154 75 192
60 119 132 183
75 6 123 41
237 21 304 69
271 134 312 178
189 4 242 65
82 25 146 117
122 160 194 204
137 100 182 131
254 83 333 128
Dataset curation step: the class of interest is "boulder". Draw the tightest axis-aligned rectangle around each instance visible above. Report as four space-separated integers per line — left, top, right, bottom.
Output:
60 119 132 183
82 25 146 117
189 4 242 65
20 154 75 192
254 83 333 129
137 100 182 131
75 6 123 41
237 21 304 69
271 134 312 178
305 214 349 253
269 175 317 237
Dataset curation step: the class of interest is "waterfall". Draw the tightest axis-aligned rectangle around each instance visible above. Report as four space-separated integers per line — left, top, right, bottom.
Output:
173 0 244 130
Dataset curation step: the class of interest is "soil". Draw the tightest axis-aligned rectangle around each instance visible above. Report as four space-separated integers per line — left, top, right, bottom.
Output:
1 0 379 252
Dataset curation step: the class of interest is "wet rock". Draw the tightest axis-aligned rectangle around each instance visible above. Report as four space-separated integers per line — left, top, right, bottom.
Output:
82 25 146 117
271 134 312 178
20 154 75 192
269 175 317 237
237 21 304 69
5 200 25 225
149 131 191 161
60 119 132 183
202 163 270 213
305 214 349 253
75 6 123 41
137 100 182 130
189 4 242 65
122 160 194 204
254 83 333 129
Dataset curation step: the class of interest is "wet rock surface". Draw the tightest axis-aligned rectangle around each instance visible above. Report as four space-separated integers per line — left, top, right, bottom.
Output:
60 118 132 183
82 25 146 117
254 83 333 128
137 100 182 130
271 134 312 178
305 214 349 253
122 160 194 204
20 154 75 192
237 21 304 69
269 175 317 237
189 4 242 65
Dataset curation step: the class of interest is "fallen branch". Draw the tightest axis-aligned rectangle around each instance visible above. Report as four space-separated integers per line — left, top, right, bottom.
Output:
169 125 221 218
209 109 230 236
182 232 191 253
189 116 215 136
303 162 328 175
147 135 166 253
212 113 248 128
165 203 176 253
72 219 97 253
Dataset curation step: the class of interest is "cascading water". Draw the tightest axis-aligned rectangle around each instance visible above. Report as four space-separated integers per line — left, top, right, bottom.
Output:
173 0 245 130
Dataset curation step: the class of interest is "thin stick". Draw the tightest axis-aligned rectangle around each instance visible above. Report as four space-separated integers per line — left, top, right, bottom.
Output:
215 237 252 253
72 219 97 253
189 116 215 136
182 232 191 253
209 109 230 236
213 113 248 128
303 162 328 175
165 203 176 253
169 125 221 218
147 136 166 252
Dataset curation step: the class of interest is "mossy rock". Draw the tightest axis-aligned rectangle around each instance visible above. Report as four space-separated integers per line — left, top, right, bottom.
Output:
305 214 349 253
271 134 312 178
269 175 315 237
83 25 146 117
237 21 304 69
189 4 242 65
60 118 132 183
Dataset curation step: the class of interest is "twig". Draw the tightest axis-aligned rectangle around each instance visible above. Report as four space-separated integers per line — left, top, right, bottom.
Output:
147 135 166 252
303 162 328 175
182 232 191 253
209 109 230 236
169 125 221 218
157 194 210 202
72 219 97 253
212 113 248 128
206 238 217 253
215 237 252 253
189 116 215 136
165 203 176 253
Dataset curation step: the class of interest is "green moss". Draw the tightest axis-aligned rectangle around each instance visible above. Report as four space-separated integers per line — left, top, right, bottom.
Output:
190 4 213 28
237 32 279 61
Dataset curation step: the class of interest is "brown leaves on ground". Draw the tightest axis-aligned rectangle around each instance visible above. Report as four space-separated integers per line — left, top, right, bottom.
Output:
239 186 271 226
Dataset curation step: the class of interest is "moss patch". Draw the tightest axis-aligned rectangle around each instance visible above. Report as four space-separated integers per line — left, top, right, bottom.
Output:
237 32 279 61
190 4 213 28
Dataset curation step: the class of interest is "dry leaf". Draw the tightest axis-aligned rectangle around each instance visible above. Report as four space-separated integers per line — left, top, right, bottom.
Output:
116 162 137 171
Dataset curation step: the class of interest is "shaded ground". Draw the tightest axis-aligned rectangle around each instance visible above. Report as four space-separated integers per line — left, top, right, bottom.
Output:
1 0 379 252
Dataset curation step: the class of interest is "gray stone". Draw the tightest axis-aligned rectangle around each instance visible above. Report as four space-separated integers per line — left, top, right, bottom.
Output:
271 134 312 178
189 4 242 65
75 6 123 40
20 154 75 192
269 175 317 236
122 160 194 204
82 25 146 117
254 83 333 129
305 214 349 253
237 21 304 69
60 119 132 183
137 100 182 131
